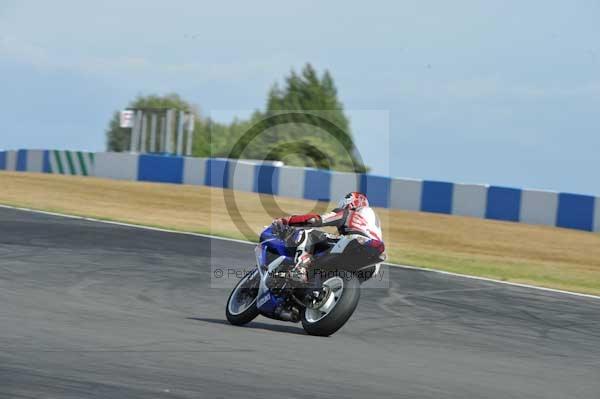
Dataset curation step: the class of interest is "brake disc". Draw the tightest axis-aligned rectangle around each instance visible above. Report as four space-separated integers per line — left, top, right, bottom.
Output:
306 286 332 309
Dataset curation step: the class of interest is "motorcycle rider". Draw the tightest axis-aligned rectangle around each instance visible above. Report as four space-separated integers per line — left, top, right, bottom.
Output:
272 192 386 283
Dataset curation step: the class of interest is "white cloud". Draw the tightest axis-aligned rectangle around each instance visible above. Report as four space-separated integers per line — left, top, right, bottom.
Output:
0 35 291 85
0 35 150 73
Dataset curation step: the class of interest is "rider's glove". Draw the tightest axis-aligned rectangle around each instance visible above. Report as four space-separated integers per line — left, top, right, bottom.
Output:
271 218 289 235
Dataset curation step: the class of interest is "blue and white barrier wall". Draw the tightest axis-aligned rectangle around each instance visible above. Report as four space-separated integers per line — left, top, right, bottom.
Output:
2 150 599 233
92 153 600 233
0 149 94 176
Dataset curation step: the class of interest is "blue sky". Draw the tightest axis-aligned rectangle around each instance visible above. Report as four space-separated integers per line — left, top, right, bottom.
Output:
1 1 599 194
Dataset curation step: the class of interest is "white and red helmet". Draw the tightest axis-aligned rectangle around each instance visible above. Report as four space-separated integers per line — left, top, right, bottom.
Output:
338 192 369 210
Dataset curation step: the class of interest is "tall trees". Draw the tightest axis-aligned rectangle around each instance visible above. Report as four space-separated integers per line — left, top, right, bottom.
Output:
105 64 366 172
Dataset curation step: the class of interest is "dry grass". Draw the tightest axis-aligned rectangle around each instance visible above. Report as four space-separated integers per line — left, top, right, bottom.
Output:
2 171 600 295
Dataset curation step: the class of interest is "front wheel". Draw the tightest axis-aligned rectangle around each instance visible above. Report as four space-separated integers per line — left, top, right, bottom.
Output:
226 270 260 325
301 274 360 336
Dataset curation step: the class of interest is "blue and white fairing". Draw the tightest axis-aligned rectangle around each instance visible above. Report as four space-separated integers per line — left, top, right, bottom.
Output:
254 226 295 317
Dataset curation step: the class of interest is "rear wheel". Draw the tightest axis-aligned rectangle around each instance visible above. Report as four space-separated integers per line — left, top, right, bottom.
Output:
301 274 360 336
226 270 260 325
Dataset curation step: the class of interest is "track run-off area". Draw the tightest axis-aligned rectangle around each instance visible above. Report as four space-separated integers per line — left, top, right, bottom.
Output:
1 207 599 398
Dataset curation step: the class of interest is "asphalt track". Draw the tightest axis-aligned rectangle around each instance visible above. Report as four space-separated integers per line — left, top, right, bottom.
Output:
1 207 599 399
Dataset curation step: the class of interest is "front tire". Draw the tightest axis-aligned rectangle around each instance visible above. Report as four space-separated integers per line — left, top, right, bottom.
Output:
301 274 360 336
226 270 260 326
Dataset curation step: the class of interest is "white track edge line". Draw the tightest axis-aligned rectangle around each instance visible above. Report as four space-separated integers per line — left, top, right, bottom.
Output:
1 203 599 301
0 204 254 245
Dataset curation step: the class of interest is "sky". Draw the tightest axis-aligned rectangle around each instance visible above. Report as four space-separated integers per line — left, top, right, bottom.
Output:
1 0 599 195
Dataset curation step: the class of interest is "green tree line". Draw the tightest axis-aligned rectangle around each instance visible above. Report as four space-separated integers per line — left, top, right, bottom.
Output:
106 63 367 172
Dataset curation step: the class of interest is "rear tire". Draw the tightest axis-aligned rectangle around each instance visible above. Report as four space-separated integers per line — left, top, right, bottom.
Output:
226 270 260 326
301 274 360 336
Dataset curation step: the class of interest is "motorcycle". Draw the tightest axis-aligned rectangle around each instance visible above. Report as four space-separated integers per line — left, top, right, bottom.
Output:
225 224 381 336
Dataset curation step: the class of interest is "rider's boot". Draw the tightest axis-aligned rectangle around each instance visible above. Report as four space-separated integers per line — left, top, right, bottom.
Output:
288 252 313 284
